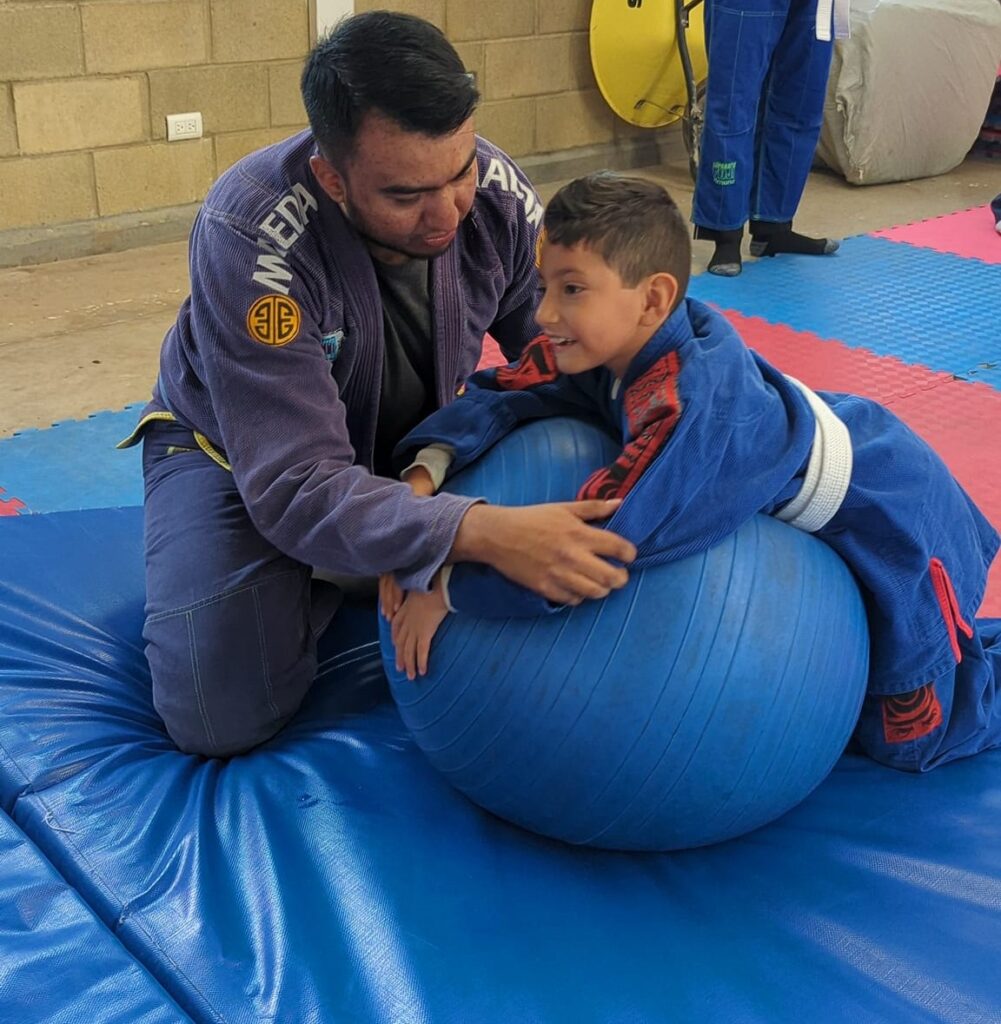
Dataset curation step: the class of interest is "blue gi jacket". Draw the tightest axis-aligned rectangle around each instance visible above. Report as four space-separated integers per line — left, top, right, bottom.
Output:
397 299 1000 695
138 131 542 590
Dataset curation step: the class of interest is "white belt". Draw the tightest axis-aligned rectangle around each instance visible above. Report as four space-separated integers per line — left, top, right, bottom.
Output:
816 0 851 41
775 377 853 533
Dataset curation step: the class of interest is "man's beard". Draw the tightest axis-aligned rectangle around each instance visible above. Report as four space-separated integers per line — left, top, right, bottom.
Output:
342 200 458 261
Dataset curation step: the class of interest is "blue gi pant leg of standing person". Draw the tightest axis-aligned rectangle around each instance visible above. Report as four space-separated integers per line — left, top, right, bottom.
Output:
140 420 343 758
692 0 836 274
748 0 833 226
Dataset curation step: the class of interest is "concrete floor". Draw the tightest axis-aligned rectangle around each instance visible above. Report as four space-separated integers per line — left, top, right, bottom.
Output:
1 154 998 438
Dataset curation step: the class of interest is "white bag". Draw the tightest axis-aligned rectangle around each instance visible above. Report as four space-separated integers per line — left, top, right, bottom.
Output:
817 0 1001 185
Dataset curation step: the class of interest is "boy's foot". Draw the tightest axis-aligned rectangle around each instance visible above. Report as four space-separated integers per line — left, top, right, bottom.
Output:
694 225 743 277
749 220 840 257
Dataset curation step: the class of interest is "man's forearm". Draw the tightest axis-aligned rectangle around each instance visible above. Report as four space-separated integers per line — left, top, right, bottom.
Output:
448 503 498 565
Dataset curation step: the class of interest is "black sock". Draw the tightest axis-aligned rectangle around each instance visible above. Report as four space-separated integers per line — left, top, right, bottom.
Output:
749 221 839 257
695 226 743 277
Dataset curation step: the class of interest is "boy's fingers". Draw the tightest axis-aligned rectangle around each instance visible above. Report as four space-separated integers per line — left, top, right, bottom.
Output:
406 636 418 681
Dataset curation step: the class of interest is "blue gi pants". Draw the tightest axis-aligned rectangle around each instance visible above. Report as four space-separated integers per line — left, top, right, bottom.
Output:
854 619 1001 772
140 420 343 758
692 0 834 232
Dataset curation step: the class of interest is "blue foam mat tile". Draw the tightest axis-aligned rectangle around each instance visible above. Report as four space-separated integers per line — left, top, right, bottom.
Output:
0 405 144 514
689 236 1001 388
2 508 1001 1024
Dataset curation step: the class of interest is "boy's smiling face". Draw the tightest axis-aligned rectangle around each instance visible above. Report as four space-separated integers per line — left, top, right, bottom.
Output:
535 240 676 379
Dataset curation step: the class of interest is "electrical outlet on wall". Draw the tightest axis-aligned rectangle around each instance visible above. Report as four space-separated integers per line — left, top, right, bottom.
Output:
166 112 203 142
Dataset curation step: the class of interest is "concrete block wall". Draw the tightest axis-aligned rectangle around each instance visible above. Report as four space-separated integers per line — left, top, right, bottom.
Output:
0 0 311 235
1 0 657 258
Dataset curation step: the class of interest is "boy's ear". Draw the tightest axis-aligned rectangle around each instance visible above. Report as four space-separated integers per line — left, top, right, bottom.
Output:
640 272 680 325
310 154 347 205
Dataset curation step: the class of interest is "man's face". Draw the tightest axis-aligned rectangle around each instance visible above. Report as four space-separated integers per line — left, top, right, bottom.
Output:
311 112 478 262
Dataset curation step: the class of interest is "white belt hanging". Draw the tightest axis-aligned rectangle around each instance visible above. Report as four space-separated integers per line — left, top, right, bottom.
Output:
775 377 853 533
816 0 851 42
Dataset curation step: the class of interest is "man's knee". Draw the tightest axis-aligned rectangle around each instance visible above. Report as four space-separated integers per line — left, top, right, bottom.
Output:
144 572 322 758
157 696 296 759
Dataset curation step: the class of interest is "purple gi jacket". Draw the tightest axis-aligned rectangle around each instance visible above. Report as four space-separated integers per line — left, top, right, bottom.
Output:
143 131 542 589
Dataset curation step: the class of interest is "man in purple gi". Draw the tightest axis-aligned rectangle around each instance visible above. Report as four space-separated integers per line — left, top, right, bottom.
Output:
120 13 635 758
387 172 1001 773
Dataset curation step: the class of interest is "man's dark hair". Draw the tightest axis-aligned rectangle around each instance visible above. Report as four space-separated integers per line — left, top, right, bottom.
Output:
544 173 692 299
301 11 479 161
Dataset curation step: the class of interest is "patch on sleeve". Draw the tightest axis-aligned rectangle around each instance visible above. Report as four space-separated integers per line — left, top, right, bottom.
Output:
493 335 559 390
247 294 301 347
881 684 944 744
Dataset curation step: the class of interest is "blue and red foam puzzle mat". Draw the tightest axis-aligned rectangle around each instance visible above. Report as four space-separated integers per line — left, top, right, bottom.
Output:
688 234 1001 388
0 405 143 515
2 506 1001 1023
873 204 1001 264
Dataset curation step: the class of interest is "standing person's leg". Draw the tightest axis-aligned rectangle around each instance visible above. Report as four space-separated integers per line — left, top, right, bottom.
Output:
140 420 342 757
692 0 791 276
748 0 839 256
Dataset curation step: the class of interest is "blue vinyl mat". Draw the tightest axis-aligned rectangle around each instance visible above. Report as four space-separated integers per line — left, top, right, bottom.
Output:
0 810 192 1024
689 237 1001 387
1 507 1000 1024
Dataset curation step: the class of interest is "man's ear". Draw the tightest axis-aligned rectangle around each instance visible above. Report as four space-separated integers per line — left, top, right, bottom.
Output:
309 154 347 205
640 272 680 325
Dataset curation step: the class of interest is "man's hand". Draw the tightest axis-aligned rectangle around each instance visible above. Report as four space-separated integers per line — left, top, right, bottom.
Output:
450 501 636 605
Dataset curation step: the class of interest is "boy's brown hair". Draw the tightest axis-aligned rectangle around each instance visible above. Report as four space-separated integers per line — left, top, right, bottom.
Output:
543 172 691 300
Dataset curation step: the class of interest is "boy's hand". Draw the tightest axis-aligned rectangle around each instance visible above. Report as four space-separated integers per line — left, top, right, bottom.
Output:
450 501 636 606
391 575 449 681
379 572 404 622
401 464 436 498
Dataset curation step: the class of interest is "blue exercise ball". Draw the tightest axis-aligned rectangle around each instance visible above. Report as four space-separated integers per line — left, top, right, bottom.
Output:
383 417 869 851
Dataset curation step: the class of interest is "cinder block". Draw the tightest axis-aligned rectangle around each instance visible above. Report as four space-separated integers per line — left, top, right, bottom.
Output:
216 127 299 173
476 98 535 157
210 0 310 63
269 62 307 127
0 87 17 158
150 65 269 138
614 117 652 141
15 78 147 155
353 0 445 30
95 139 215 216
454 41 484 92
448 0 534 42
0 5 84 81
82 1 209 73
567 31 594 89
0 153 97 230
535 89 615 152
484 35 575 100
538 0 591 34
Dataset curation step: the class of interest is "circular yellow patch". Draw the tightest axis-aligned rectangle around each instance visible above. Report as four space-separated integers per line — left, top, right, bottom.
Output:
247 294 301 347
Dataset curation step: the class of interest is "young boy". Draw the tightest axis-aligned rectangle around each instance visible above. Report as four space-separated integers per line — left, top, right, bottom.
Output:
382 172 1001 773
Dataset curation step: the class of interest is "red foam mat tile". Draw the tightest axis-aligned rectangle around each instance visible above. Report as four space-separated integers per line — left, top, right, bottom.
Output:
0 488 27 517
872 205 1001 265
724 311 1001 616
478 333 505 370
